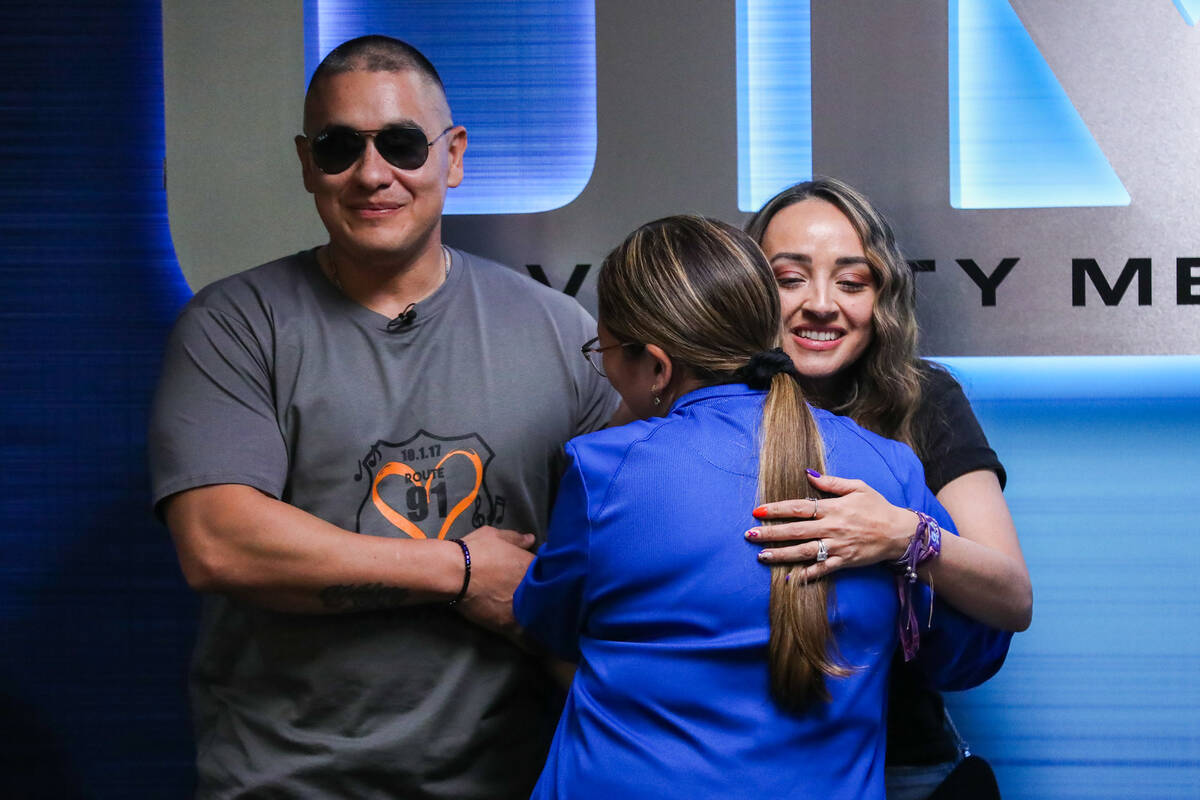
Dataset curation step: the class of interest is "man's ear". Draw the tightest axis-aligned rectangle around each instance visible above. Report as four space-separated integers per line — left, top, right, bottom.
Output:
444 125 467 189
644 343 673 393
295 135 316 194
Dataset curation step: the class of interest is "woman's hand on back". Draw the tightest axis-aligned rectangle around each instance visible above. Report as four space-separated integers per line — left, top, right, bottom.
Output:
746 471 918 581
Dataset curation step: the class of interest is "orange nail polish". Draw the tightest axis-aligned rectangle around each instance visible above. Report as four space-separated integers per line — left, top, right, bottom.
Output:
752 506 767 518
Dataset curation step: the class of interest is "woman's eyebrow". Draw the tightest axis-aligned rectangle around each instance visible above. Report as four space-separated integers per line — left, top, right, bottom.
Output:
770 253 869 267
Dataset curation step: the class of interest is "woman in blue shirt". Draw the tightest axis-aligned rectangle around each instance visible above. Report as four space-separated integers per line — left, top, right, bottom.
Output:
513 216 1009 799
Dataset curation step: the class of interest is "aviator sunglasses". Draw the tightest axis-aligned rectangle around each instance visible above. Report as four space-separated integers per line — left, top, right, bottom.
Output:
306 124 455 174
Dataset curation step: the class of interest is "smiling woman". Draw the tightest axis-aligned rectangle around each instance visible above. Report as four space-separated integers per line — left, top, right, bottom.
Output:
760 197 879 398
745 177 1031 800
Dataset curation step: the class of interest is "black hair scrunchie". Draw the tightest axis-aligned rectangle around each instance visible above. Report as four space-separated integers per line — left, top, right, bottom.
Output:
734 347 800 390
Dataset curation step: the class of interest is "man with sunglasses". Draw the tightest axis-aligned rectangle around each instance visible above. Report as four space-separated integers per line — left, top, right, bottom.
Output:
150 36 616 799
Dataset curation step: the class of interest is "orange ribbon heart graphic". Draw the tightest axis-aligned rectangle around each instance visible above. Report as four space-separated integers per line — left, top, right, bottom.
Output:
370 449 483 539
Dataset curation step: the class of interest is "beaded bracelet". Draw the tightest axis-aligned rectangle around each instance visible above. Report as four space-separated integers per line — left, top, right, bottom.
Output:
447 539 471 607
895 511 943 660
897 511 942 581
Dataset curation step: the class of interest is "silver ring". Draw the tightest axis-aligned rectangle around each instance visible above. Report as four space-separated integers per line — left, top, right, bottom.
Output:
807 496 819 519
815 539 829 562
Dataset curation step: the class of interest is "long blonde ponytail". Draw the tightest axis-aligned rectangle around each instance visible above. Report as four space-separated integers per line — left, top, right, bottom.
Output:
759 372 851 707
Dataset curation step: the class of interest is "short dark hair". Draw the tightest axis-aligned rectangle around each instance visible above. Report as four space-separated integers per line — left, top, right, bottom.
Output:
308 35 444 94
302 36 451 134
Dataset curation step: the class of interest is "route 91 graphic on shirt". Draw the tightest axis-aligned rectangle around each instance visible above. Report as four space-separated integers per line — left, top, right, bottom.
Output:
353 430 506 540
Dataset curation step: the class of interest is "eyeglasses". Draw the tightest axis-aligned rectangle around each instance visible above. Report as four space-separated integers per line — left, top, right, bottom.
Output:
581 336 639 377
305 124 455 174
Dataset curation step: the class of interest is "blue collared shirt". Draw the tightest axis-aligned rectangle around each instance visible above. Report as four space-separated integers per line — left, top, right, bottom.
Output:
515 384 1010 799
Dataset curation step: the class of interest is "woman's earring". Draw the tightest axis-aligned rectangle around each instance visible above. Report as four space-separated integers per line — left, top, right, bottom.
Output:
653 395 662 407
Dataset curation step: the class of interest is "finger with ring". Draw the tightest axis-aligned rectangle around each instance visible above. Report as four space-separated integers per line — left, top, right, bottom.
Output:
815 539 829 562
806 496 819 519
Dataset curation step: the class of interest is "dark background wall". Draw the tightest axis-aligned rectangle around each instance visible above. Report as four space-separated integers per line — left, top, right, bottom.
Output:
0 2 196 797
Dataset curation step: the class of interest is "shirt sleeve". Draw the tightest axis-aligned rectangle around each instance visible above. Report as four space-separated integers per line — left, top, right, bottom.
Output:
916 364 1006 493
513 442 592 662
147 301 288 516
898 447 1013 690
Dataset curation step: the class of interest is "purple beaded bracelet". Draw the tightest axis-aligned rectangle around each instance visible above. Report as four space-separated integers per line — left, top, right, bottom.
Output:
896 511 942 661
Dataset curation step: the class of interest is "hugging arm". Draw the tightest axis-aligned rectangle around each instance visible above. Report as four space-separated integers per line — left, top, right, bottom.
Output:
906 486 1013 690
749 463 1013 686
750 468 1031 631
909 577 1013 691
747 370 1030 632
513 444 593 662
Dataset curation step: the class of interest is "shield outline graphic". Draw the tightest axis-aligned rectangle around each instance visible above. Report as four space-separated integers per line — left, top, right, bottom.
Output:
353 429 502 539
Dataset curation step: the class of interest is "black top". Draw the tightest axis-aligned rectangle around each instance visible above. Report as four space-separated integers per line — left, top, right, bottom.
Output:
912 365 1006 495
887 363 1006 766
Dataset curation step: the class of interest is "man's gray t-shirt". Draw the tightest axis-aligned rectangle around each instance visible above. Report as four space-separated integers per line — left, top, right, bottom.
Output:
149 248 617 799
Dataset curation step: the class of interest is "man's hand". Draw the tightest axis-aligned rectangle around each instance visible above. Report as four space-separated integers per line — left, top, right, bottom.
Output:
454 526 537 636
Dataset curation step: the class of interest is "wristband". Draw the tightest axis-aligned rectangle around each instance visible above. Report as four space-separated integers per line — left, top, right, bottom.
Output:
895 511 943 660
448 539 471 607
896 511 942 581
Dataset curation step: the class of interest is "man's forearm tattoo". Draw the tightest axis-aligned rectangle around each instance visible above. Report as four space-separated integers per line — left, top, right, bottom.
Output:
319 583 411 611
